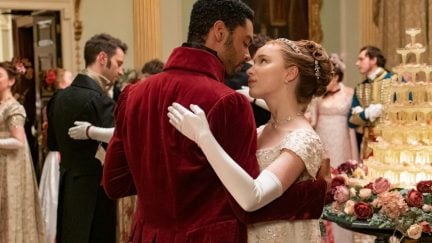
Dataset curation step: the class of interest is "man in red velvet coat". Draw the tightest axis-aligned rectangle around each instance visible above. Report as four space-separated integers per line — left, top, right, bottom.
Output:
104 0 329 242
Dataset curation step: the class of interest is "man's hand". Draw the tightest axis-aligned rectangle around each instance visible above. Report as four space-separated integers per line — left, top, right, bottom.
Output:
317 154 331 193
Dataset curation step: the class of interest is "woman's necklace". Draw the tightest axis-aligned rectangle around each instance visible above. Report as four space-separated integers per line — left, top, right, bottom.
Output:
269 112 303 128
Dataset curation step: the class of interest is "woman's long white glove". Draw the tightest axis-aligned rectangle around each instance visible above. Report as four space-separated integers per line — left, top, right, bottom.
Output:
0 137 23 149
68 121 114 143
167 102 283 211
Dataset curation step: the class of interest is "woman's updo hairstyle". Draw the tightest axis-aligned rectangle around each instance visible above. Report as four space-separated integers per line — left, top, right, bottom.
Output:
270 39 332 105
0 61 19 81
330 53 345 82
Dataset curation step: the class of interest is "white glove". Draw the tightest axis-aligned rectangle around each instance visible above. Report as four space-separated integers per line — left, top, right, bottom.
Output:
364 104 384 122
68 121 91 140
0 137 23 149
167 103 210 144
237 86 269 111
88 126 114 143
351 106 364 114
69 121 114 143
236 86 254 102
168 102 283 212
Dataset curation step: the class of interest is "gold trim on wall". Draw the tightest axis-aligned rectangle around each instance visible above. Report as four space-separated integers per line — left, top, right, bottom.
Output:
308 0 323 43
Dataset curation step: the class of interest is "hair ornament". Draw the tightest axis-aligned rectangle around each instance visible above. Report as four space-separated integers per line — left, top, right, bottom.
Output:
314 60 320 80
277 38 301 55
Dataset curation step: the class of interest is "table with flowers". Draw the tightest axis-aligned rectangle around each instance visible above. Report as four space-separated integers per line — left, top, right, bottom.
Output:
323 160 432 243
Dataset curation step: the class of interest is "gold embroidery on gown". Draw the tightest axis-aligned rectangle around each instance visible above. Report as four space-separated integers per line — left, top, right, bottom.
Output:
0 99 45 243
247 128 323 243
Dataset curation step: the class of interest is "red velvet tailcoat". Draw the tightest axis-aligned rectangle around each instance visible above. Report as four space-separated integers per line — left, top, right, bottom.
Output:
103 46 327 243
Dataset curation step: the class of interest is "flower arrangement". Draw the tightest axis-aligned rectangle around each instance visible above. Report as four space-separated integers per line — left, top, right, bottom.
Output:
324 160 432 240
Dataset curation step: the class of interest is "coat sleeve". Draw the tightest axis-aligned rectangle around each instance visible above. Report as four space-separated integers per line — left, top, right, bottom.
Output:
103 85 137 198
47 92 59 151
209 93 327 223
348 87 368 128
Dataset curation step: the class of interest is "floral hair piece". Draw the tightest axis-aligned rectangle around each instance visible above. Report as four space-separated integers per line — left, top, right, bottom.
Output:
276 38 301 55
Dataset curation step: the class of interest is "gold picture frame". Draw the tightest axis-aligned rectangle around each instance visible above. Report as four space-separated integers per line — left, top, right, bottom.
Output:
308 0 323 43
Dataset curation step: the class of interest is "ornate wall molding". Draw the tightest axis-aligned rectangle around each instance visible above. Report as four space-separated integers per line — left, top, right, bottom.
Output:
308 0 323 43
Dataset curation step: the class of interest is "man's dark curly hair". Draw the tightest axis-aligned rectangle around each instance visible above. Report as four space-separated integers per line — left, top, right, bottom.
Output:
84 33 128 67
187 0 254 44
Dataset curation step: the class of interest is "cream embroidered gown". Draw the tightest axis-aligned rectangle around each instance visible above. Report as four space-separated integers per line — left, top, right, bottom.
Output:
247 128 323 243
0 99 45 243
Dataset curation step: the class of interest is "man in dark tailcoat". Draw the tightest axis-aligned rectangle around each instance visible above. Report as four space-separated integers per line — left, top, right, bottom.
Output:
47 33 127 243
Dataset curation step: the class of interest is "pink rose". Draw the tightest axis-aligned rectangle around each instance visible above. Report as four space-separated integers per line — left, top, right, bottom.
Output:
354 202 373 219
406 189 424 208
372 177 391 194
417 180 432 193
334 185 350 203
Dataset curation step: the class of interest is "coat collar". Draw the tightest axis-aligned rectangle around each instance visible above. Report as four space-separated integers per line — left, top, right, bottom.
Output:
164 45 226 82
71 73 106 95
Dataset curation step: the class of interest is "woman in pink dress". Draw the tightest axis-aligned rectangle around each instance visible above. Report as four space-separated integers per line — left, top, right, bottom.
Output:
309 54 373 243
309 54 359 166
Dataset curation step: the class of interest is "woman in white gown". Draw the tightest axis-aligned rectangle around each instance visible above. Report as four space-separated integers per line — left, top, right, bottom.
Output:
168 38 333 243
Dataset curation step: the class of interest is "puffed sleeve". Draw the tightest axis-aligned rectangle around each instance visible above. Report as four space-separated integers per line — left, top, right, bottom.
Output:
279 129 323 178
5 102 26 129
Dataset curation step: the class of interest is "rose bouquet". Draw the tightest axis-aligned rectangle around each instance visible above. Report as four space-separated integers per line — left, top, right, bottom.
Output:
324 160 432 240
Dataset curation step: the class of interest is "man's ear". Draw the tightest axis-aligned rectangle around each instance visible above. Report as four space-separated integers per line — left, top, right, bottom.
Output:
370 56 377 66
97 52 107 66
212 20 228 43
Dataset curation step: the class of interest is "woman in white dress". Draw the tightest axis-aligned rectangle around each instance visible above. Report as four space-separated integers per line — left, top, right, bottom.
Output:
168 38 333 243
0 61 45 242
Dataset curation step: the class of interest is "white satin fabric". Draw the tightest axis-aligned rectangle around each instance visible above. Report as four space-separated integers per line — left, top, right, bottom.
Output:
38 151 60 243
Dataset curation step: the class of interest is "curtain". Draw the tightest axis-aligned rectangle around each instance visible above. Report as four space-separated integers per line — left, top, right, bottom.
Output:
374 0 432 70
